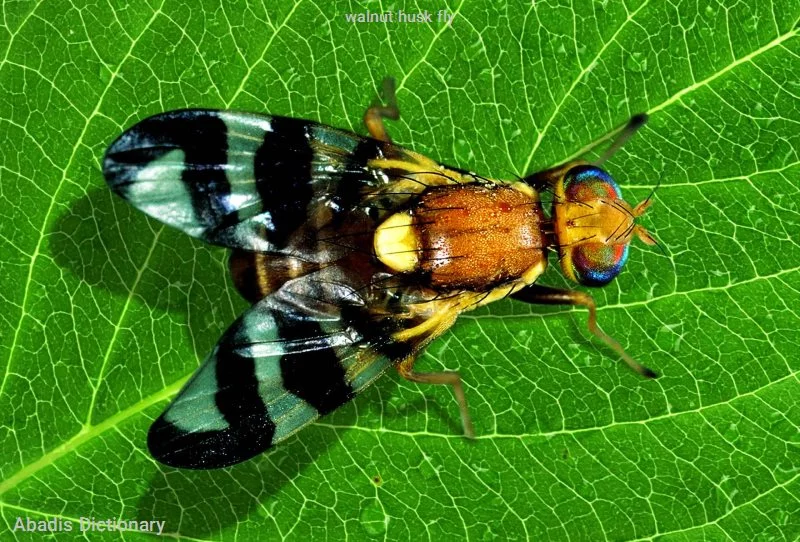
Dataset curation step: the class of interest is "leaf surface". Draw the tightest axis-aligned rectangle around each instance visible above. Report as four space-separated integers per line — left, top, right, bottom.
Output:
1 1 798 540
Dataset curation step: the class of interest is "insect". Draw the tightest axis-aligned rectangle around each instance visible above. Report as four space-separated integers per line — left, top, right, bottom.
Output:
103 78 658 469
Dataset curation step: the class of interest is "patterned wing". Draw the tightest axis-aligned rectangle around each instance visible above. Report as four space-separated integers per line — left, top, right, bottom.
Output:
102 109 456 255
147 267 419 469
104 109 476 468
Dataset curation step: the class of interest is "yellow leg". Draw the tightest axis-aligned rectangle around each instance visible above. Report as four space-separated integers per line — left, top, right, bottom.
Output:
512 285 658 378
364 77 400 143
397 356 475 439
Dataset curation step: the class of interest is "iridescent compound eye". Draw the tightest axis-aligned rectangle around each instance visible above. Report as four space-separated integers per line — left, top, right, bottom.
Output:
570 242 629 286
553 165 634 287
563 165 621 202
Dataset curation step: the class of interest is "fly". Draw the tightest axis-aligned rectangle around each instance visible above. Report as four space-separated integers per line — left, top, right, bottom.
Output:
102 78 657 469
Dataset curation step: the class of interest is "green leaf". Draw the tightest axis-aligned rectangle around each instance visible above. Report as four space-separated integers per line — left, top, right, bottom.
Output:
1 1 798 540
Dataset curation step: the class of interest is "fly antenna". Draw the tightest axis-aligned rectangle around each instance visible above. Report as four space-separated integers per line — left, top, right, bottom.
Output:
594 113 648 166
633 175 661 216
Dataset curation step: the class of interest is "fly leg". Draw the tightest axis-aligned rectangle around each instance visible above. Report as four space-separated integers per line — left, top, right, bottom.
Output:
512 284 658 378
397 356 475 439
364 77 400 143
525 114 648 190
595 113 648 165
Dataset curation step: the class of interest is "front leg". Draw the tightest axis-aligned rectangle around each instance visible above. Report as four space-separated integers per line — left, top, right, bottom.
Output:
525 113 648 190
512 284 657 378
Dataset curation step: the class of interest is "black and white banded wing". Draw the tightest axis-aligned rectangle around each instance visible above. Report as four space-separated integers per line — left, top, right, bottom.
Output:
147 270 412 469
102 109 394 252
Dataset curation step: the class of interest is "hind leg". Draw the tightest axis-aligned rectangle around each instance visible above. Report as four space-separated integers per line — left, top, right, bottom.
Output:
364 77 400 143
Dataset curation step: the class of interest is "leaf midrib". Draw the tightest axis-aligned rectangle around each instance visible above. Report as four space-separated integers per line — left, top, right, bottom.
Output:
0 375 188 497
0 329 795 501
